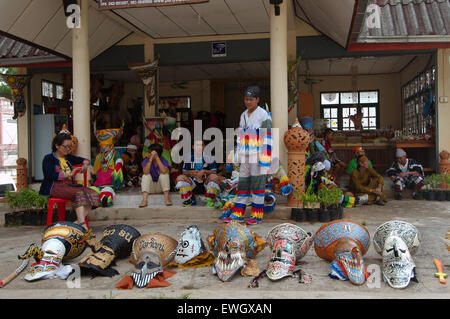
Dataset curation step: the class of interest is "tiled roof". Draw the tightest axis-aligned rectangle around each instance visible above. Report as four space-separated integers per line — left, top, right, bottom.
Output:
0 34 65 66
358 0 450 41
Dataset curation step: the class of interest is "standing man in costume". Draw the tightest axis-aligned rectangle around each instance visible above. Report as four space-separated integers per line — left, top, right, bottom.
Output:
224 85 272 225
386 148 424 200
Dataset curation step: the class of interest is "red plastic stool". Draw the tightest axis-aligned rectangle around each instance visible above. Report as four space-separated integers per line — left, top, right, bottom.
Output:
46 164 89 228
46 198 89 228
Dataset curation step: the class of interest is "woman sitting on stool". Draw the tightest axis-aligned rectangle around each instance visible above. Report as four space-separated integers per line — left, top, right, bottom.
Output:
39 133 100 230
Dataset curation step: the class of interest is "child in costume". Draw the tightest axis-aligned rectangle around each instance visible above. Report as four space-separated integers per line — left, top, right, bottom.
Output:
90 125 125 207
175 140 221 207
224 86 272 225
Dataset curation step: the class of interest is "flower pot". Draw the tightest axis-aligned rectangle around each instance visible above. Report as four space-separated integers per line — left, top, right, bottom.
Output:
307 209 319 223
426 191 435 200
329 208 339 221
304 209 313 221
290 208 297 220
5 212 23 227
296 209 306 222
446 191 450 201
435 190 446 201
338 206 344 219
319 209 331 223
4 212 13 226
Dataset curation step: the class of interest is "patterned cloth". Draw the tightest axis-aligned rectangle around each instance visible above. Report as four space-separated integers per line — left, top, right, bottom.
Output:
235 106 272 168
50 181 100 209
386 158 424 193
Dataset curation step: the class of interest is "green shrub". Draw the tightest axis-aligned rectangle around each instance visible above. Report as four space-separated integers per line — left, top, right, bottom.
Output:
5 188 48 211
318 187 343 209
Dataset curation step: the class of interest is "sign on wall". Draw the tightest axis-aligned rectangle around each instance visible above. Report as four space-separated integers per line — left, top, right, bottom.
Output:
212 41 226 58
99 0 209 10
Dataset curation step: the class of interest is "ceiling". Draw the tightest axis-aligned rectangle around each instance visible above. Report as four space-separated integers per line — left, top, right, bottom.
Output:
0 0 132 60
102 54 427 83
112 0 272 38
293 0 356 47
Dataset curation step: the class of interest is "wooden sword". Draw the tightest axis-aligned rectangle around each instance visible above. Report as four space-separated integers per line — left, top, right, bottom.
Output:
433 258 447 284
0 259 29 288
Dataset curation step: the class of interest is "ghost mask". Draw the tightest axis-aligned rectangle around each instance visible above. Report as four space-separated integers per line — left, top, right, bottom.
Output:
373 220 420 289
266 223 313 281
174 225 206 265
130 234 177 288
382 235 417 289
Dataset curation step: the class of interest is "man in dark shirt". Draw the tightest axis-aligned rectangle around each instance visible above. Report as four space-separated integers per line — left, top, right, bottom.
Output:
175 140 220 207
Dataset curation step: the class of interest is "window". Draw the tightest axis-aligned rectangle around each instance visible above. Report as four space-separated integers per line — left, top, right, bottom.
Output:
320 90 379 131
41 80 64 100
402 65 435 135
42 81 54 98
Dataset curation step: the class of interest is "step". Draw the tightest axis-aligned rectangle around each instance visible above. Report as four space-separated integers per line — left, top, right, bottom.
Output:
88 204 293 222
113 188 287 208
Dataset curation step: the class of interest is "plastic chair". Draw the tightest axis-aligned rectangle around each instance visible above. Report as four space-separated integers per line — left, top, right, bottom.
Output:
46 164 89 228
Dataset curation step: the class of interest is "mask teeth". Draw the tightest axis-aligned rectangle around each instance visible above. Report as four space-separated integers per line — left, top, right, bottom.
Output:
132 271 157 288
216 251 244 271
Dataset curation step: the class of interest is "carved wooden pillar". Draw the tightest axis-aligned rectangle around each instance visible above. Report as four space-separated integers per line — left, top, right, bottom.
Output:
283 118 310 207
439 150 450 189
16 158 28 191
439 150 450 174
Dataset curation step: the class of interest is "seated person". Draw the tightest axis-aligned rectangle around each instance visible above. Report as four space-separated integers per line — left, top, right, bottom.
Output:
321 128 347 185
39 133 98 230
175 139 220 207
305 161 364 208
347 146 372 175
122 144 142 187
347 155 387 206
386 148 424 200
139 143 172 207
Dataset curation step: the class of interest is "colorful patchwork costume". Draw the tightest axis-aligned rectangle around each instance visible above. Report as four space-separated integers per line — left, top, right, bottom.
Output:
91 125 125 207
227 88 272 225
175 152 220 207
219 154 293 218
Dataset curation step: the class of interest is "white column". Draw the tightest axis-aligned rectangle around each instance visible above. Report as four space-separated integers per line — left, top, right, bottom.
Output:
270 1 289 167
72 0 91 160
437 49 450 154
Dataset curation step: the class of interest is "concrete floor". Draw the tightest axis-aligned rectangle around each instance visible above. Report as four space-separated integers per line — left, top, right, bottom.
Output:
0 198 448 299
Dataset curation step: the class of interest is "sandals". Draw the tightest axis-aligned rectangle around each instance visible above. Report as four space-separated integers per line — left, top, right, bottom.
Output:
139 202 148 208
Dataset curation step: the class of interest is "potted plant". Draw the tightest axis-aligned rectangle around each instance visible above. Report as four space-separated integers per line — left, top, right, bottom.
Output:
5 188 48 226
304 193 320 222
443 174 450 201
320 187 344 221
423 174 439 200
291 191 306 222
317 187 332 222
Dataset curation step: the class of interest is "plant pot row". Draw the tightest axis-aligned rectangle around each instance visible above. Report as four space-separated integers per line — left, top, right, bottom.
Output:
291 206 344 223
421 190 450 201
4 209 77 227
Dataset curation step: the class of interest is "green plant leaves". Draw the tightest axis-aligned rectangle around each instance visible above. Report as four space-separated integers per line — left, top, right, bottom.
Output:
5 188 48 211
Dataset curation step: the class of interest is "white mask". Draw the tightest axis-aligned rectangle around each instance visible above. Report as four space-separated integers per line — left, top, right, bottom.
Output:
174 225 206 265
